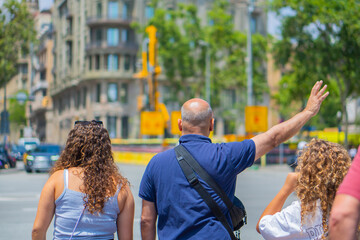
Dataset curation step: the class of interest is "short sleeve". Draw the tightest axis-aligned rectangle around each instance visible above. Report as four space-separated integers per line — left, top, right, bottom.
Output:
226 139 256 174
259 201 304 240
337 146 360 201
139 158 156 202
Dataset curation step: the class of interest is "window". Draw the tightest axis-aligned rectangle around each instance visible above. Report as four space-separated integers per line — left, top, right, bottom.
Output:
95 55 100 70
107 28 119 46
94 116 101 121
19 63 28 74
88 56 92 70
250 16 257 34
76 90 81 109
122 3 128 20
96 83 101 102
66 41 72 66
95 29 102 45
145 6 154 19
121 116 129 138
83 87 87 108
107 116 117 138
40 71 46 81
120 83 128 103
96 2 102 18
107 54 119 71
42 89 47 97
107 83 118 102
108 1 119 19
121 29 128 42
124 54 130 71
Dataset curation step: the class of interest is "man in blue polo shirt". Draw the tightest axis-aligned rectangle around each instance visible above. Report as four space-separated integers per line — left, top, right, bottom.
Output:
139 81 329 240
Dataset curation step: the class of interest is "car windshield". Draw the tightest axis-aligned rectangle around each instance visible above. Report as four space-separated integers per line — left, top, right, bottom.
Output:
13 145 26 152
32 145 61 153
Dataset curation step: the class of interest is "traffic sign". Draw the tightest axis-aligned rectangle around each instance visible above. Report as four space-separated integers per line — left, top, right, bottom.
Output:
170 111 181 135
245 106 268 133
140 111 164 135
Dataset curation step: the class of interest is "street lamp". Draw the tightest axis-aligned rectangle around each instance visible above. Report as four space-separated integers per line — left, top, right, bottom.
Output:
247 0 254 106
199 40 210 104
337 111 342 143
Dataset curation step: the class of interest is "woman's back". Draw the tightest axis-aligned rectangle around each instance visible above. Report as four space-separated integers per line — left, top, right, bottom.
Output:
53 168 120 239
32 121 134 240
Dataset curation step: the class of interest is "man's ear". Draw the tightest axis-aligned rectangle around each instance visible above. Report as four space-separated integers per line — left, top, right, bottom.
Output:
209 118 214 132
178 119 183 131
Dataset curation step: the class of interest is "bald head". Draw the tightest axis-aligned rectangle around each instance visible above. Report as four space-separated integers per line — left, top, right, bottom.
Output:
179 98 214 135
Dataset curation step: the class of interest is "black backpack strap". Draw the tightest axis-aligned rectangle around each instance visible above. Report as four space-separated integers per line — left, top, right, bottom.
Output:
175 146 237 240
175 144 234 210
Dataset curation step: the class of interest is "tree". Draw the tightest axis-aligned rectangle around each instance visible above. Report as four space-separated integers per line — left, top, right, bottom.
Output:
271 0 360 146
0 0 36 87
9 91 27 126
0 0 36 133
136 0 268 133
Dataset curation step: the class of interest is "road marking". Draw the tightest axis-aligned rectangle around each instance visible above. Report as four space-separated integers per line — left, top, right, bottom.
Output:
0 195 39 201
23 207 38 212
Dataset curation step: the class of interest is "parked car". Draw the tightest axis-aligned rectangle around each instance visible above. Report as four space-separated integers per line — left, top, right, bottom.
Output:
11 144 27 161
24 144 61 173
0 146 16 169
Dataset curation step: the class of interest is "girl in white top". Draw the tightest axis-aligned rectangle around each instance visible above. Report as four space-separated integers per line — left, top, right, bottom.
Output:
256 139 351 240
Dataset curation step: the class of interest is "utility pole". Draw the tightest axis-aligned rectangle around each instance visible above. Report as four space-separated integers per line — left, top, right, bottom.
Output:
247 0 254 106
199 40 210 104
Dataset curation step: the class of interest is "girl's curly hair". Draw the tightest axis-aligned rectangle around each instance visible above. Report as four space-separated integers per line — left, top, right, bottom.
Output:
296 138 351 239
50 121 128 214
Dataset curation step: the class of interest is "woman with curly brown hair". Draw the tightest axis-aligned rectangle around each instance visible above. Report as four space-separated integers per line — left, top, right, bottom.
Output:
32 120 134 240
256 138 351 240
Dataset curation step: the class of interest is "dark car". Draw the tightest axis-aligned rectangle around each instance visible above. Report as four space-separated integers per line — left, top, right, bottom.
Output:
0 146 16 169
11 144 27 161
24 144 61 173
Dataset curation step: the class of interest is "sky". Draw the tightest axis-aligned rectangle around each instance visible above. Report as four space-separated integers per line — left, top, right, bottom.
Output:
39 0 53 10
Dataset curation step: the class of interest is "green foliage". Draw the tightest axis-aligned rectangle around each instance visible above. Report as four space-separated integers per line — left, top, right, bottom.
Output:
138 0 268 109
0 0 36 87
9 91 27 126
271 0 360 134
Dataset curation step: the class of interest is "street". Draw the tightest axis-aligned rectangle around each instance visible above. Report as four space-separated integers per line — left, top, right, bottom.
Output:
0 162 295 240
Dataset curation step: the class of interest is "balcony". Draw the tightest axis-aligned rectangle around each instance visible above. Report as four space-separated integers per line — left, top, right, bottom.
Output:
82 70 134 81
86 16 133 28
30 81 48 95
86 41 138 55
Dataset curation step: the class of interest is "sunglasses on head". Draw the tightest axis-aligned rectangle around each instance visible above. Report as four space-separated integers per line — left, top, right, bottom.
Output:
74 120 103 126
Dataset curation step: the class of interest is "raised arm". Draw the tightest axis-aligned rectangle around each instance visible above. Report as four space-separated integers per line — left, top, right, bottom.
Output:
141 200 157 240
256 172 298 233
252 81 329 160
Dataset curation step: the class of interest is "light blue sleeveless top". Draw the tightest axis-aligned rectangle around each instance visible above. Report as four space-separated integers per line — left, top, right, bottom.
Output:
53 169 121 239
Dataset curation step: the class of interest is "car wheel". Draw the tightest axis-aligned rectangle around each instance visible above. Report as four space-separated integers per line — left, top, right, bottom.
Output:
25 167 32 173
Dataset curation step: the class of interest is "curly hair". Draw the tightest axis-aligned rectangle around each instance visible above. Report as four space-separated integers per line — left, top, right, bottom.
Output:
51 121 129 214
295 138 351 239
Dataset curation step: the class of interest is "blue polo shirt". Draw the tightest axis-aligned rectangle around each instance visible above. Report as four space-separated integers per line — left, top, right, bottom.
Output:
139 134 256 239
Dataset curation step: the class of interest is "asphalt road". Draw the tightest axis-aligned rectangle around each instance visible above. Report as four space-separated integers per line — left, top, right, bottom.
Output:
0 161 295 240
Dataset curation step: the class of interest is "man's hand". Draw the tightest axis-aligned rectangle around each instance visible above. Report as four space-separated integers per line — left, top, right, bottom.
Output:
304 80 329 117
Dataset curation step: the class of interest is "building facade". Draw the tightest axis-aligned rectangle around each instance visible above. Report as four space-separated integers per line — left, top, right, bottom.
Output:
51 0 139 144
46 0 268 144
29 9 54 142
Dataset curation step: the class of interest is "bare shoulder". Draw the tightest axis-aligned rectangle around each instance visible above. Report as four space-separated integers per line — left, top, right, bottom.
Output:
48 169 65 199
117 184 134 211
